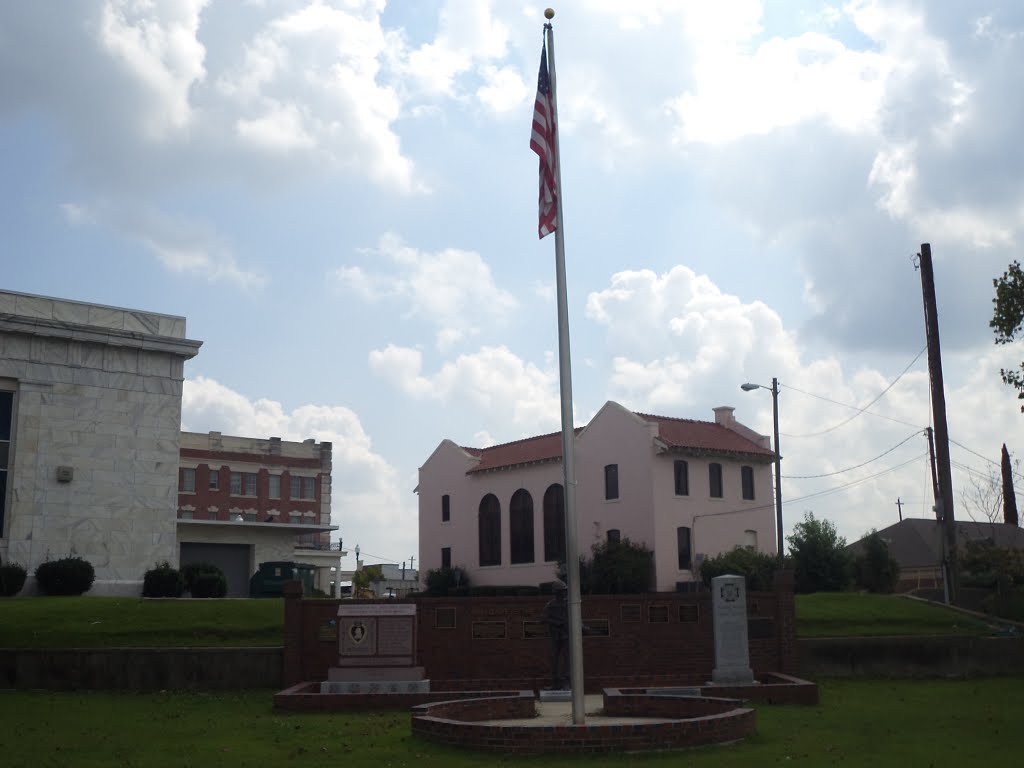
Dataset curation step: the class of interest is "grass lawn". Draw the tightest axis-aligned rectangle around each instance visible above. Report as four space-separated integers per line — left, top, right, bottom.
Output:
795 593 992 637
0 678 1018 768
0 597 285 648
0 592 994 649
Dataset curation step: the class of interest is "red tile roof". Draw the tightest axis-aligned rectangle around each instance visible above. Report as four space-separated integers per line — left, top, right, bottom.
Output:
464 412 772 474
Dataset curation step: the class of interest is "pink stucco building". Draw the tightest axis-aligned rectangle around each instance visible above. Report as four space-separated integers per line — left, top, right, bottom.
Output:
417 401 777 592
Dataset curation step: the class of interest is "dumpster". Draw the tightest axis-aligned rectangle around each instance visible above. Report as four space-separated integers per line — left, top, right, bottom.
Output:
249 561 316 597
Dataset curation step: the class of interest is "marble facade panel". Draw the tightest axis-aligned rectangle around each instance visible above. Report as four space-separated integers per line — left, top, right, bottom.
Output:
1 333 32 360
86 306 126 330
14 294 53 319
122 311 160 336
25 363 74 384
51 300 91 326
103 347 139 374
158 316 186 338
0 292 15 313
138 352 171 378
30 337 70 365
0 359 29 379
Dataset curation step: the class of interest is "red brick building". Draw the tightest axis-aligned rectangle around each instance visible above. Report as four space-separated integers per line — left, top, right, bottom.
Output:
176 431 340 596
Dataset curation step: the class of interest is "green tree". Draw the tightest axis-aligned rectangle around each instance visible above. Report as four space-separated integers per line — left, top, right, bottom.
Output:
352 564 383 593
699 546 779 591
579 538 654 594
852 531 899 593
990 260 1024 410
787 512 851 593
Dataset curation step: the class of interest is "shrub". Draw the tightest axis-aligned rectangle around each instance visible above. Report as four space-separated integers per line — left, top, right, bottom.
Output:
852 531 899 593
787 512 851 593
0 561 28 597
181 562 223 594
582 538 654 594
34 556 95 596
142 561 184 598
961 539 1024 586
699 546 779 591
423 566 470 596
190 570 228 598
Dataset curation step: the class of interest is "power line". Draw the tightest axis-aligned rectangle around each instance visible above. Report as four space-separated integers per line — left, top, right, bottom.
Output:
782 431 923 479
780 346 928 437
786 452 928 505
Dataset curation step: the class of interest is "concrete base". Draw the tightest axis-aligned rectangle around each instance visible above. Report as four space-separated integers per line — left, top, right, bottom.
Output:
327 666 425 682
711 667 755 685
319 679 431 695
538 689 572 702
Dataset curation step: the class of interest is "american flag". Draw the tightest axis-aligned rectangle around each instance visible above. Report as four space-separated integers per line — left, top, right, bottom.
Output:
530 39 557 239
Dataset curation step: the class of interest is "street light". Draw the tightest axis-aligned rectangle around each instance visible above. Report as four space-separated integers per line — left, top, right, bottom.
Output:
741 378 783 561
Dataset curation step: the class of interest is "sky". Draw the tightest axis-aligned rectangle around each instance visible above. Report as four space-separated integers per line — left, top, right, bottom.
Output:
3 0 1024 574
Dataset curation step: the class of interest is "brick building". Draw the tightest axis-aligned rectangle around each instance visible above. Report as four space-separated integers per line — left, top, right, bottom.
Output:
418 400 777 592
177 431 340 596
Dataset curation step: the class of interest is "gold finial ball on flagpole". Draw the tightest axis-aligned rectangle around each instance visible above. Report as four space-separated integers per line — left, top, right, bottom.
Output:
545 8 555 19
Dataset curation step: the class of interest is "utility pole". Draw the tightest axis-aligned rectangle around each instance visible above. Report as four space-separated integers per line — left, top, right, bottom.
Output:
917 244 958 604
896 497 903 522
925 427 940 516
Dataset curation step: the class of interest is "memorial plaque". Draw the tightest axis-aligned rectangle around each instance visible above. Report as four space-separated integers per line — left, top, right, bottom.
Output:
648 604 669 623
378 617 414 656
678 604 699 623
620 603 642 623
318 619 338 642
340 617 376 656
748 616 775 639
710 574 754 685
471 620 507 640
434 607 456 630
523 620 549 640
583 618 610 637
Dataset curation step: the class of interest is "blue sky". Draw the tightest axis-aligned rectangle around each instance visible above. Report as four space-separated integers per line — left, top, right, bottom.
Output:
3 0 1024 571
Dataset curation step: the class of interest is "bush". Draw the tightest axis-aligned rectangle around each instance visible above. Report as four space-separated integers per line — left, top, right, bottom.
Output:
0 561 28 597
981 587 1024 622
181 562 223 594
787 512 851 593
699 546 779 591
142 561 184 598
582 538 654 594
34 556 95 596
852 531 899 593
423 566 469 596
961 539 1024 586
190 570 228 598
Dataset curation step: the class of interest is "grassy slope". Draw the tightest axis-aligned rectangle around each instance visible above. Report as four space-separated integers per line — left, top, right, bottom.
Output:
0 678 1018 768
0 592 993 649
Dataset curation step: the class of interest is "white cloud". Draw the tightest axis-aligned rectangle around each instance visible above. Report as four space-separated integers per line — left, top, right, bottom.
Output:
332 233 517 350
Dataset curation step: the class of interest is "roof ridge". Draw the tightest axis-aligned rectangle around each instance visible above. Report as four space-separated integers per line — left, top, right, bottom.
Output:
461 427 580 454
634 412 717 426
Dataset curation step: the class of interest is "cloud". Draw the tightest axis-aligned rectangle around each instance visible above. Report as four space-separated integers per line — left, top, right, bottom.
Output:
368 344 561 433
332 233 518 350
181 375 415 565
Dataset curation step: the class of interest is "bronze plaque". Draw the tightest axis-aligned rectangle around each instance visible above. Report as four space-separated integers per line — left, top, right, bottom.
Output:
318 619 337 642
648 605 669 623
523 621 549 640
678 604 699 623
583 618 610 637
620 604 642 623
434 607 456 629
471 620 507 640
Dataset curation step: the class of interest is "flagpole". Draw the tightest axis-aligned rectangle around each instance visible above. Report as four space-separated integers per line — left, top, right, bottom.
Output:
544 9 586 725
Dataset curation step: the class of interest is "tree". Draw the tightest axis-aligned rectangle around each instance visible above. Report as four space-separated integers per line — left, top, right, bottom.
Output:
1002 443 1019 526
577 538 654 594
990 260 1024 410
699 546 779 591
852 531 899 593
352 564 383 597
786 512 851 593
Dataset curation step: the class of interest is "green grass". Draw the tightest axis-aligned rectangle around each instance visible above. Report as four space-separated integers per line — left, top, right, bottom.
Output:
0 678 1018 767
0 592 994 649
0 597 285 648
795 592 992 637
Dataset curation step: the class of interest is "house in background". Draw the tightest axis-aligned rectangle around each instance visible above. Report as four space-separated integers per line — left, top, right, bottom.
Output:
177 431 340 597
1 289 201 595
846 517 1024 592
417 401 777 592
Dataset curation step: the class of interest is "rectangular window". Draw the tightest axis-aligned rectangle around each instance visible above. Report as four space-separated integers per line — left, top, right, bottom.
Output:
208 469 219 491
674 460 689 496
677 526 692 570
180 468 196 493
741 466 755 500
441 547 452 569
744 529 758 549
607 528 621 544
604 464 619 500
709 463 723 498
0 390 13 533
230 471 242 495
303 476 316 500
244 473 257 496
442 494 450 522
268 474 280 499
290 475 301 499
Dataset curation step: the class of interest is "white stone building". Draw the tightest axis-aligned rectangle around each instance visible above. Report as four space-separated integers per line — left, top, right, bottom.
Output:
0 290 201 595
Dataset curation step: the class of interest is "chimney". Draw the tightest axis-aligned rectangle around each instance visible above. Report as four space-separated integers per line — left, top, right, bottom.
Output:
269 436 281 455
713 406 735 427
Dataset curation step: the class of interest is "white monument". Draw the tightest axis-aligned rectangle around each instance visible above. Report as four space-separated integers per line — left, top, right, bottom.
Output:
710 574 755 685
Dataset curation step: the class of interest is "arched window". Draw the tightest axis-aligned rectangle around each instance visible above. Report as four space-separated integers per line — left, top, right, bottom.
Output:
478 494 501 566
509 489 535 564
543 484 566 562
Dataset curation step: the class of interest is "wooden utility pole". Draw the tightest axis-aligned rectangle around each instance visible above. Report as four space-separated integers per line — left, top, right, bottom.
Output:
925 427 940 516
918 244 958 603
896 497 903 521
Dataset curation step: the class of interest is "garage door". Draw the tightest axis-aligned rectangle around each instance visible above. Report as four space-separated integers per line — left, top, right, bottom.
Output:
179 542 252 598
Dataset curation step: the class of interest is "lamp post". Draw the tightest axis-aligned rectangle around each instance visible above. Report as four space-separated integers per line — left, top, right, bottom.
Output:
741 378 783 561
